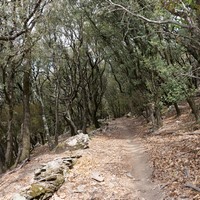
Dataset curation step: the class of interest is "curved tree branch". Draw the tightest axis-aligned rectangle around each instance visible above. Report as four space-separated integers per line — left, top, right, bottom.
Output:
0 30 27 41
0 0 51 41
108 0 191 29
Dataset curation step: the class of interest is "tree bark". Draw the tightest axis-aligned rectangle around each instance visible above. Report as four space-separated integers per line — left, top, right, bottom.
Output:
33 89 53 150
4 68 15 168
82 88 89 134
19 35 32 163
54 78 60 146
19 64 31 162
155 104 163 128
92 111 100 128
5 105 14 168
0 144 5 174
174 102 181 117
187 97 199 121
64 111 77 136
147 103 156 130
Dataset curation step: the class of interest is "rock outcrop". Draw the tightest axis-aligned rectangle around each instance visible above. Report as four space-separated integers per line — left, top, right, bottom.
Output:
12 133 89 200
12 156 81 200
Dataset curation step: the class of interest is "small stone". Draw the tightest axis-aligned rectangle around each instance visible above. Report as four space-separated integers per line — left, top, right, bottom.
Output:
59 193 67 198
126 172 133 178
12 193 27 200
91 172 104 182
108 182 115 188
74 185 86 193
52 196 63 200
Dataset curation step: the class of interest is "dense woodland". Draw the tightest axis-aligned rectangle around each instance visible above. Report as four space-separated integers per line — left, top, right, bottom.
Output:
0 0 200 173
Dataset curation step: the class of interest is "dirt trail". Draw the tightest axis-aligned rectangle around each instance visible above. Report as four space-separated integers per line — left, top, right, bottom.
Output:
52 117 165 200
0 117 166 200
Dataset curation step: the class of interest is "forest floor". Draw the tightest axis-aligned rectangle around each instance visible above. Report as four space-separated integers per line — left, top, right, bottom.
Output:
0 104 199 200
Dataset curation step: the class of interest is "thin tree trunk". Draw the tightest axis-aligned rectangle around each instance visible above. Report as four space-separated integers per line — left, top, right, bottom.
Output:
174 102 181 117
5 70 15 168
82 109 88 134
82 89 88 134
54 79 60 146
0 144 5 174
41 100 54 150
5 108 14 168
19 66 31 162
33 89 53 150
148 103 156 130
19 33 32 163
64 111 77 136
155 105 163 128
92 112 100 128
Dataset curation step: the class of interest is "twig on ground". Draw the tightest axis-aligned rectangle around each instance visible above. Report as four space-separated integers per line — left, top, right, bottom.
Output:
184 183 200 192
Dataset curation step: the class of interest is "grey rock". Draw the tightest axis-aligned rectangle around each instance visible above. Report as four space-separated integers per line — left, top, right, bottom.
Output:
126 112 132 118
55 133 89 152
12 193 27 200
12 156 81 200
77 130 83 134
126 172 134 178
74 185 86 193
21 174 65 200
66 133 89 148
91 172 104 182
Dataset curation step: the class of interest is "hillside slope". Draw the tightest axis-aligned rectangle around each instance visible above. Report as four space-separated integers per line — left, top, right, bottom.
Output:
0 106 199 199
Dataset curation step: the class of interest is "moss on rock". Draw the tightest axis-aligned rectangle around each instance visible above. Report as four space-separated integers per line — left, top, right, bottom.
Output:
29 183 46 198
54 174 65 187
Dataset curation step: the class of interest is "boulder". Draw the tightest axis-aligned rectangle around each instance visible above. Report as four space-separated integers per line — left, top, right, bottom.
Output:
55 133 89 152
66 133 89 149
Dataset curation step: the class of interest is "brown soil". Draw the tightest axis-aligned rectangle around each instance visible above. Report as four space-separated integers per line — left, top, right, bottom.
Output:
0 117 165 200
1 108 199 200
144 105 200 200
51 117 165 200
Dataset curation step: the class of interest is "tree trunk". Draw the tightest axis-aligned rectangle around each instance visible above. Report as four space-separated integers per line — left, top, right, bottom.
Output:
154 104 163 128
82 110 88 134
147 103 156 130
5 69 15 168
187 97 199 121
0 144 5 173
92 110 100 128
148 101 162 131
33 89 53 150
5 107 14 168
18 36 32 163
82 89 88 134
174 102 181 117
54 79 60 146
142 107 150 123
64 111 77 136
19 66 31 162
41 100 54 150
